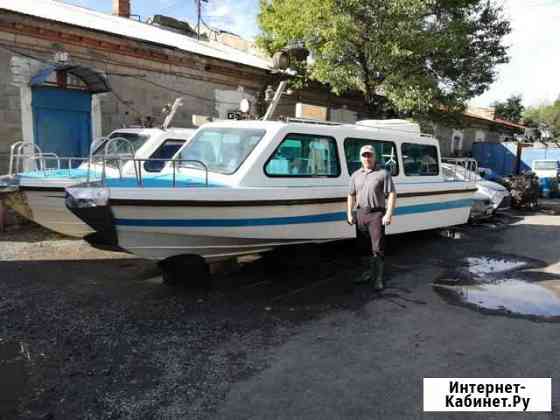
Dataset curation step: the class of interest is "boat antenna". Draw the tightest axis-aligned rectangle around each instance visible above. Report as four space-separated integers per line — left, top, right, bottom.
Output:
262 41 308 121
162 97 184 130
262 79 290 121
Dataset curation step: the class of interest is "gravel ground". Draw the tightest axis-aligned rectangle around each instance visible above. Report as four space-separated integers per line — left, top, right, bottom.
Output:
0 224 132 261
2 208 560 419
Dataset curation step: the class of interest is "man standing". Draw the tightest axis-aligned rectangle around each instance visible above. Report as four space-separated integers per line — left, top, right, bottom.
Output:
347 145 397 290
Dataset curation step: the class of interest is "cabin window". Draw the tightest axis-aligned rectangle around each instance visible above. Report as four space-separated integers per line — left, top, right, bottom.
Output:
344 138 399 176
534 161 558 170
93 132 150 156
177 127 266 175
264 133 340 177
144 139 186 172
401 143 439 176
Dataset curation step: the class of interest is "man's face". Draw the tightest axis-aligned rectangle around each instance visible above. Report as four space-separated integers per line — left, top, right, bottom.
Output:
361 152 376 170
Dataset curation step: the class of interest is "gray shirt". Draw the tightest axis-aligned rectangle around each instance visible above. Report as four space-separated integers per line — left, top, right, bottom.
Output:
349 167 396 209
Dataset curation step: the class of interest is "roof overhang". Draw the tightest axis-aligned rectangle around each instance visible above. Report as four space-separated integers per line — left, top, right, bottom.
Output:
30 64 111 94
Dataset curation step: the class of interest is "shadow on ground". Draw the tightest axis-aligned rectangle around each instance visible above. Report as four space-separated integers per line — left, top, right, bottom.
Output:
2 212 560 419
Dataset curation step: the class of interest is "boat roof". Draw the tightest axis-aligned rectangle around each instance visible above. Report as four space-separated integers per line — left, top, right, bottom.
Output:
197 119 438 145
110 127 196 136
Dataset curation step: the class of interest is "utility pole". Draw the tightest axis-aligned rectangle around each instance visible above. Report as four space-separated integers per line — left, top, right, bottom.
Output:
196 0 201 40
195 0 208 40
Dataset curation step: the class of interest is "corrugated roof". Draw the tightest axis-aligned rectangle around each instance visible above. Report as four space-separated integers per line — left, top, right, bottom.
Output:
1 0 272 71
464 111 527 130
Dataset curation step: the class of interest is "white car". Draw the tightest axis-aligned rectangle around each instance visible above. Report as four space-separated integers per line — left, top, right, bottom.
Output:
441 163 511 215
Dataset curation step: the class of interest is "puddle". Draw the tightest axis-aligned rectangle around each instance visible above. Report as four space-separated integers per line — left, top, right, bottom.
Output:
435 280 560 320
466 257 527 276
434 255 560 321
0 340 29 418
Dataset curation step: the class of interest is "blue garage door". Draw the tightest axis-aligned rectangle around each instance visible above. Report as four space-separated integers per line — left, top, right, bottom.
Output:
32 87 92 158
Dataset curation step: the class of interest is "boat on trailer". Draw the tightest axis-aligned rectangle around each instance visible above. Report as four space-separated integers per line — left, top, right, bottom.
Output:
65 118 477 262
0 127 195 238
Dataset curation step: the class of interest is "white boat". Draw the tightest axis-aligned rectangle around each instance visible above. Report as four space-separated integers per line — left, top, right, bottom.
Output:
441 160 511 215
0 127 195 238
65 119 477 262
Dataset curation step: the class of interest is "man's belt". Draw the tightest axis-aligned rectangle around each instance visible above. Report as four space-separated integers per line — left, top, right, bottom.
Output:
357 206 386 213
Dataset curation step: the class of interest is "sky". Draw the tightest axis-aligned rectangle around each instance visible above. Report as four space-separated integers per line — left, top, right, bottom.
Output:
62 0 560 108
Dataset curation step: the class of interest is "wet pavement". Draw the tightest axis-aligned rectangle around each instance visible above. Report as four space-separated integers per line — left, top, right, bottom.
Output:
434 255 560 321
2 208 560 419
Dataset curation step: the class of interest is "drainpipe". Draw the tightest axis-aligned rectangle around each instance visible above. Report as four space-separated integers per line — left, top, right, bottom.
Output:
0 201 5 232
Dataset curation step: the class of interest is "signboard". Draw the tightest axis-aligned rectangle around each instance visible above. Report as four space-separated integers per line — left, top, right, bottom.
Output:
227 111 242 120
295 103 327 121
192 114 211 126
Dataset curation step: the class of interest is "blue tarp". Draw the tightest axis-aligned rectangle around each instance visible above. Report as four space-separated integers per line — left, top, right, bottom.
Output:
472 142 560 176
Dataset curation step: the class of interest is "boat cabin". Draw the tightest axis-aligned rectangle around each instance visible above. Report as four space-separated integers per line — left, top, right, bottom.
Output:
169 119 443 188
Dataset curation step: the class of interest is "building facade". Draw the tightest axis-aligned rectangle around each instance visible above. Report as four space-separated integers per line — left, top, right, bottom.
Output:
0 0 526 173
432 109 527 158
0 0 375 173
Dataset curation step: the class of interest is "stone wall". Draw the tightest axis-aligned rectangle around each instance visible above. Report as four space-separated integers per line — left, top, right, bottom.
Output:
0 47 23 172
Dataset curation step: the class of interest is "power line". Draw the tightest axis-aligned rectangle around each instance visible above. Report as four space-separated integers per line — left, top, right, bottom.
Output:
107 72 244 106
0 43 249 107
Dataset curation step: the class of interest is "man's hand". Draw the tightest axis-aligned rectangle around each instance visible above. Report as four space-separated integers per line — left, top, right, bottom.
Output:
347 213 355 225
382 213 392 226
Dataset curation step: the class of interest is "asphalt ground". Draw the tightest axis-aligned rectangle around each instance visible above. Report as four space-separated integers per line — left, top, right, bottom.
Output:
1 206 560 420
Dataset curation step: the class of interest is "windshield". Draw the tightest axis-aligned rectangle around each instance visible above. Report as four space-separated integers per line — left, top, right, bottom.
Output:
441 165 482 181
534 161 558 170
177 127 266 174
92 132 151 156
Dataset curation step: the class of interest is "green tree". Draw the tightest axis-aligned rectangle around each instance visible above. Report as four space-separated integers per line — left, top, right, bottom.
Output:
492 94 524 123
258 0 511 117
523 99 560 139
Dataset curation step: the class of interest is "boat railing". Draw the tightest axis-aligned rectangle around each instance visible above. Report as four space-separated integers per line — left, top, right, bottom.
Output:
98 137 138 184
18 155 102 179
8 137 109 176
8 142 77 174
28 153 62 171
6 140 208 187
85 156 208 187
134 158 208 187
442 158 479 182
9 141 45 175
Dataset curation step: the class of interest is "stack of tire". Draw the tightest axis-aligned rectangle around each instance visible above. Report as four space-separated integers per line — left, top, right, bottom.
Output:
502 172 540 209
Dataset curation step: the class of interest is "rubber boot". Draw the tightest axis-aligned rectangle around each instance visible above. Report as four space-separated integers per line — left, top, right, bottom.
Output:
354 256 375 284
372 256 384 291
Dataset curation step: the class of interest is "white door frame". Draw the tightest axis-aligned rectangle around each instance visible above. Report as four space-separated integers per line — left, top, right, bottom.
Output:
20 86 34 145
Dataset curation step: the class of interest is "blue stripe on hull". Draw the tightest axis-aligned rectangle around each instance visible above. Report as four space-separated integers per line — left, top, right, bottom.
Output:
114 199 473 227
394 199 473 215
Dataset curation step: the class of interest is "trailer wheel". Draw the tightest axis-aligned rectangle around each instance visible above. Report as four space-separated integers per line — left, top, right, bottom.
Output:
159 255 210 287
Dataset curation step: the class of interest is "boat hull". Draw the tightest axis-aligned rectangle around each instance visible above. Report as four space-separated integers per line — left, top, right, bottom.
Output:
15 187 93 237
111 199 349 261
103 188 474 261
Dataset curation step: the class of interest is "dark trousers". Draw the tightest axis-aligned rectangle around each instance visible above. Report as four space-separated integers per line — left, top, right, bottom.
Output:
356 208 385 257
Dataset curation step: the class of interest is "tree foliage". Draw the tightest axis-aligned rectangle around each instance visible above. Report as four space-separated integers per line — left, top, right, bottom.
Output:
523 99 560 139
492 94 524 123
258 0 511 116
